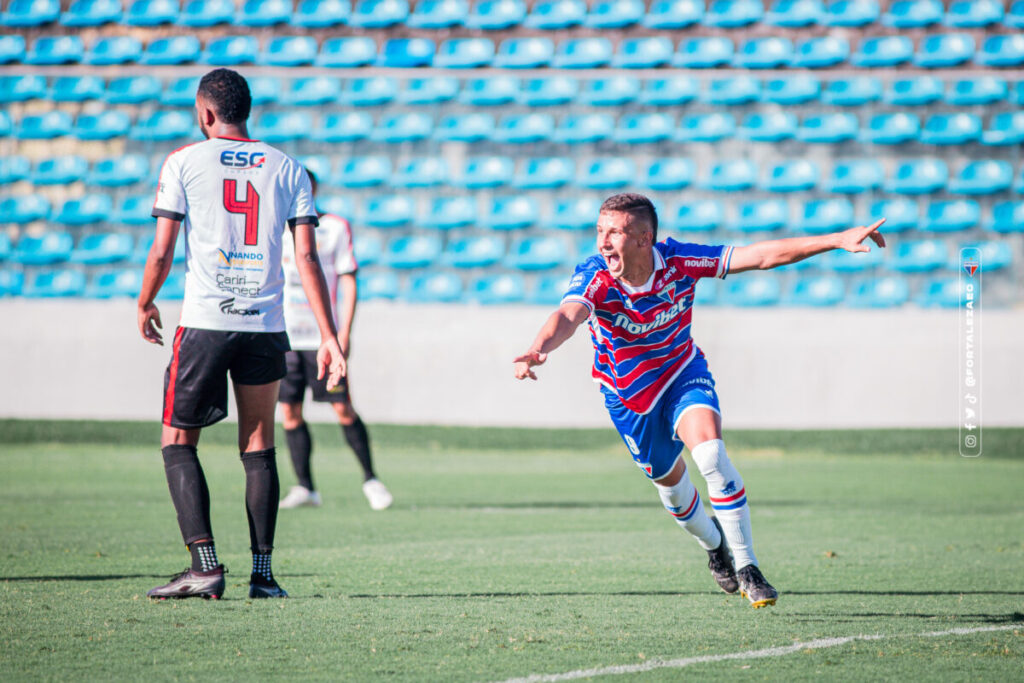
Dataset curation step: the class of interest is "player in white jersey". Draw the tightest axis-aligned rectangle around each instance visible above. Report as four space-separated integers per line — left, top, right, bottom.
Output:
137 69 346 600
277 170 393 511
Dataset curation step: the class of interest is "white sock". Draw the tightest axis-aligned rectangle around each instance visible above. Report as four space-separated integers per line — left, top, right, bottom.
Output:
654 463 722 551
690 439 757 569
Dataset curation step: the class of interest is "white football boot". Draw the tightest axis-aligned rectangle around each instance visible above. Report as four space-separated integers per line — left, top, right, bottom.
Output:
279 485 322 509
362 478 393 510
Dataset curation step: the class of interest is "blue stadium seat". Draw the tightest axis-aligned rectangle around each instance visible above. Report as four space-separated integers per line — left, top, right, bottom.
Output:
140 36 200 65
915 278 966 308
923 200 980 232
62 0 121 26
0 234 10 260
862 113 920 144
703 76 760 105
0 35 25 63
2 0 60 26
734 37 793 68
785 275 844 306
236 0 291 26
51 76 104 102
673 201 724 231
883 77 942 106
342 78 398 106
401 76 458 104
0 75 46 102
89 155 149 187
722 275 782 307
419 197 477 230
763 160 818 192
385 235 442 268
791 36 848 68
529 275 570 305
350 0 409 27
443 235 504 268
613 37 672 68
766 0 821 26
704 0 763 27
919 113 981 145
644 0 702 26
586 0 643 27
886 159 947 195
915 33 974 67
551 113 612 143
25 36 83 65
851 35 912 67
131 234 186 264
317 196 354 219
761 78 818 106
867 198 917 233
824 0 878 26
372 113 433 143
470 274 527 304
0 111 10 137
732 200 788 232
378 38 435 67
23 269 86 298
408 0 467 27
357 271 399 301
460 76 519 105
12 232 73 265
361 195 415 228
105 75 160 104
17 111 72 139
525 0 585 27
945 78 1007 105
515 157 573 189
435 38 494 68
393 158 448 188
553 37 612 68
674 37 733 67
404 272 463 303
483 195 538 229
32 156 88 185
888 239 947 272
801 199 853 233
131 110 193 141
821 77 881 106
86 268 143 298
1005 0 1024 26
202 36 259 65
0 156 30 184
639 78 697 105
284 77 341 106
493 113 554 143
252 112 312 143
577 76 639 106
494 38 554 68
847 277 909 307
827 159 883 193
578 158 635 189
84 36 141 65
644 158 695 191
822 245 883 272
71 233 133 265
613 113 673 144
975 35 1024 67
263 37 317 66
351 233 381 267
434 113 495 142
465 0 526 28
982 112 1024 146
337 156 391 188
292 0 350 26
506 236 569 271
0 270 24 297
124 0 179 25
991 202 1024 233
738 112 796 142
951 240 1012 272
550 197 601 230
313 112 373 142
178 0 233 25
317 37 376 67
296 154 332 184
1 195 50 223
706 160 757 192
161 76 200 106
520 76 576 105
158 271 186 300
55 195 112 225
114 196 153 227
946 0 1002 27
949 161 1013 195
882 0 942 27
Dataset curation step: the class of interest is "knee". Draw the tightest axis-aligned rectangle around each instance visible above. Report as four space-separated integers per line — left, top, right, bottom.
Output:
690 439 732 479
281 404 304 430
333 402 357 425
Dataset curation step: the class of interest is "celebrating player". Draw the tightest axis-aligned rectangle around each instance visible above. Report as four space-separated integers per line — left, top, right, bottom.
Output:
277 170 393 511
137 68 346 600
514 193 885 608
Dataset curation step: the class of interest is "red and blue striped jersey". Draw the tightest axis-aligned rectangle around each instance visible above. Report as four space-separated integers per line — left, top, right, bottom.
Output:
562 239 734 414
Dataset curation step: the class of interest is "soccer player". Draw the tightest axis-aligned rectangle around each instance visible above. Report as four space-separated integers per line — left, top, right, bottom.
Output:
137 68 346 600
513 193 885 608
277 170 393 511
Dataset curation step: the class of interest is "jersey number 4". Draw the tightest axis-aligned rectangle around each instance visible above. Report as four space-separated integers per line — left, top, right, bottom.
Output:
223 179 260 246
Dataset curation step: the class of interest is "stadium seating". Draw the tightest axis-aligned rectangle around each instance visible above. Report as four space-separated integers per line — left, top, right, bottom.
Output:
317 38 377 67
32 156 88 185
526 0 586 28
404 272 462 303
739 112 797 142
343 78 399 106
443 236 504 268
801 199 854 234
51 76 103 102
179 0 234 25
785 276 845 307
915 277 964 308
2 0 61 26
471 274 527 304
578 158 635 189
357 271 400 300
949 161 1013 195
707 160 757 192
506 236 569 270
766 0 822 27
141 36 201 66
885 159 948 194
847 277 909 307
645 159 695 191
705 0 763 28
55 195 113 225
0 35 25 63
868 199 918 233
75 111 133 141
84 37 142 65
551 197 601 230
976 35 1024 67
578 77 639 106
863 113 920 145
674 37 733 68
824 0 879 27
0 156 30 184
1 196 51 223
991 202 1024 233
419 197 477 230
435 38 494 68
722 275 782 306
361 195 415 228
237 0 292 26
378 39 435 67
946 78 1007 105
12 232 74 265
614 113 673 143
915 34 974 68
553 38 612 68
882 0 943 28
385 235 442 268
86 269 143 298
920 113 981 145
25 36 83 65
161 76 201 106
434 113 494 142
71 233 134 265
23 269 87 298
852 36 912 67
203 36 259 66
263 37 317 66
885 77 943 106
106 75 161 104
89 155 150 187
292 0 351 26
827 159 883 193
889 240 948 272
393 158 448 188
923 200 980 232
586 0 644 27
131 111 194 141
0 74 46 102
401 77 458 104
484 196 538 230
734 37 793 68
763 160 818 192
613 37 673 68
792 37 848 68
946 0 1002 27
515 157 573 189
350 0 409 27
407 0 467 27
822 77 882 106
640 77 698 105
465 0 526 29
373 113 434 143
954 241 1013 272
733 200 788 233
678 113 736 142
494 114 553 143
124 0 179 25
0 271 24 297
461 77 518 105
17 111 72 139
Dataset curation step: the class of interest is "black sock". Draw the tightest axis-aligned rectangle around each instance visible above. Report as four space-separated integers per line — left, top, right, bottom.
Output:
285 423 314 490
342 417 375 482
252 550 273 583
241 448 279 555
161 445 213 547
189 540 219 572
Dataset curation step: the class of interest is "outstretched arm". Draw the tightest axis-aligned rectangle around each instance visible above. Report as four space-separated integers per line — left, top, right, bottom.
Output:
291 223 347 389
513 301 591 380
136 216 180 345
728 219 886 274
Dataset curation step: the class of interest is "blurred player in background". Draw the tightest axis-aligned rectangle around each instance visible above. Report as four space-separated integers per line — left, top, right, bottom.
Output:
514 193 885 608
277 170 393 511
137 68 345 600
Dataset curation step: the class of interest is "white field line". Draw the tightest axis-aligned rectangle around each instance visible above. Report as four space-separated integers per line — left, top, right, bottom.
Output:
492 624 1021 683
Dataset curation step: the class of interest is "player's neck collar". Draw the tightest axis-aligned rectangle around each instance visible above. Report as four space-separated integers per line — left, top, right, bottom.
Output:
215 135 260 142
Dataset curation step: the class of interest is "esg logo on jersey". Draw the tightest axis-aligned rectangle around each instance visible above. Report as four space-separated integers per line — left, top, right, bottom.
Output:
220 150 265 170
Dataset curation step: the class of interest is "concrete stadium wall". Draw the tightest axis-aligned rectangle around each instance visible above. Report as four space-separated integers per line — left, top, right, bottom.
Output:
0 299 1020 429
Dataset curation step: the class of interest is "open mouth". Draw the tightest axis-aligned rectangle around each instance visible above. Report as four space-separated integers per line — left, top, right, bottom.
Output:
603 253 620 270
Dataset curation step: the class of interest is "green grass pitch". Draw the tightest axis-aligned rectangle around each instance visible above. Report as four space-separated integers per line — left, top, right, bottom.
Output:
1 421 1022 681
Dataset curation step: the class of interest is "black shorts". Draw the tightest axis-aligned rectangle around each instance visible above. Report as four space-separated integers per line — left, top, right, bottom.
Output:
278 349 350 404
163 327 290 429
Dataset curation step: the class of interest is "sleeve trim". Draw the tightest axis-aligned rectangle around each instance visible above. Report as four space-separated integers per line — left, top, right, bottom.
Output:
289 216 319 227
718 246 734 280
561 295 595 314
152 208 185 221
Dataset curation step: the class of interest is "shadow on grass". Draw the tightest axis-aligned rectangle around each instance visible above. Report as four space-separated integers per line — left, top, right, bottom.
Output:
417 501 806 511
2 573 317 582
347 589 1024 600
791 611 1024 625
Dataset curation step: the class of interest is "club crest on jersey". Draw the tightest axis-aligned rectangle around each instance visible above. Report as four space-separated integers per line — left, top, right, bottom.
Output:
657 282 675 303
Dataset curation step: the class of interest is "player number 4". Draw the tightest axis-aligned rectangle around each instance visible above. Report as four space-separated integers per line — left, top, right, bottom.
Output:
223 179 261 246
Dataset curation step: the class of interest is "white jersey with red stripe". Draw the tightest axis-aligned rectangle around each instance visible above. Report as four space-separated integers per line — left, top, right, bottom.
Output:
281 213 358 350
562 239 734 415
153 136 317 333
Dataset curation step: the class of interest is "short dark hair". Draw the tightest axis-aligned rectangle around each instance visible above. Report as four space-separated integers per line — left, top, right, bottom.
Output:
197 68 251 124
600 193 658 241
